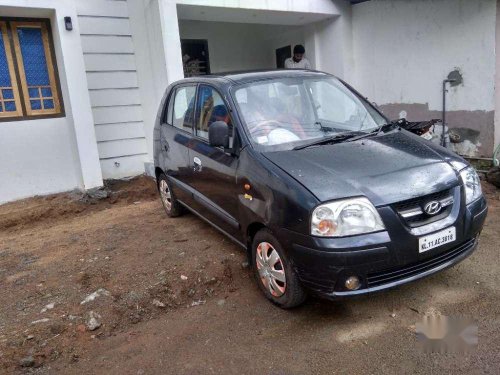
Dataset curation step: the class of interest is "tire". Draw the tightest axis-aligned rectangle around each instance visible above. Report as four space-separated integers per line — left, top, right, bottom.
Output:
251 228 307 308
157 173 184 217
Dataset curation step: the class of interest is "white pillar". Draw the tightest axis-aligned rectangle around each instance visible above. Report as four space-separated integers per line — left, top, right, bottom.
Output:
54 4 103 189
159 0 185 84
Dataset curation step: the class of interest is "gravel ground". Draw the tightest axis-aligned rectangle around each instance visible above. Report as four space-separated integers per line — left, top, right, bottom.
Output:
0 177 499 374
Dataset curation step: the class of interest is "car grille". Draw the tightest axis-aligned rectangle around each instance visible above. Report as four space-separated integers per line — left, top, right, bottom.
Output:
366 237 476 288
392 189 454 227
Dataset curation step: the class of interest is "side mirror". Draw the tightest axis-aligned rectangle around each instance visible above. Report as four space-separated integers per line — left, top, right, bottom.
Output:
208 121 229 148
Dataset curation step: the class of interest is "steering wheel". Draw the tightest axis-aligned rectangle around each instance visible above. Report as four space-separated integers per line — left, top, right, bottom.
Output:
250 120 286 137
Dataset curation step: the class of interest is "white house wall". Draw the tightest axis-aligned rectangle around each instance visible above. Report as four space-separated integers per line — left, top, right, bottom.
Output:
76 0 148 179
352 0 497 156
0 0 103 204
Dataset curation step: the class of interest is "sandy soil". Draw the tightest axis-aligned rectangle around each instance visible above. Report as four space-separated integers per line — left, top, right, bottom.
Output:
0 177 499 374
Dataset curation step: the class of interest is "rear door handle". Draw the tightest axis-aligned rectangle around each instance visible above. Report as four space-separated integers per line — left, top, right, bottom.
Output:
193 156 202 172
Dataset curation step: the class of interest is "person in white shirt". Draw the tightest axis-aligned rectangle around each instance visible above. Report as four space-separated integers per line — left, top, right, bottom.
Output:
284 45 311 70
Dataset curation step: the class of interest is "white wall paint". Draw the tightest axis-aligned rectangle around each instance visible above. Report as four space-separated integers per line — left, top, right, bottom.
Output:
76 0 148 179
352 0 496 112
176 0 341 16
0 0 103 204
0 118 80 204
263 25 307 68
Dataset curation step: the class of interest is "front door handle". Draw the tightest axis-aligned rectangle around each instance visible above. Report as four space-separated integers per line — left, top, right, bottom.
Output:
193 156 202 172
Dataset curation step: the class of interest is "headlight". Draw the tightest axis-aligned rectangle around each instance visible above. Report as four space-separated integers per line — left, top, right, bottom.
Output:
460 167 482 204
311 197 385 237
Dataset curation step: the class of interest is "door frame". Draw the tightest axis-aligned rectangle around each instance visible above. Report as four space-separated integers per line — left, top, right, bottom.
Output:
180 39 211 76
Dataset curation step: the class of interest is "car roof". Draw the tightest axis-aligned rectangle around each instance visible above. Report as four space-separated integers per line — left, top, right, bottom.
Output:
174 69 332 87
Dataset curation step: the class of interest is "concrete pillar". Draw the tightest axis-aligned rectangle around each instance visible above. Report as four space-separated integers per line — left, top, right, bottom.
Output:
308 1 353 82
159 0 185 84
55 5 103 189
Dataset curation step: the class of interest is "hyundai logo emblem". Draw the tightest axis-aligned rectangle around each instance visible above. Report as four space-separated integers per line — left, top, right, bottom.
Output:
424 201 442 216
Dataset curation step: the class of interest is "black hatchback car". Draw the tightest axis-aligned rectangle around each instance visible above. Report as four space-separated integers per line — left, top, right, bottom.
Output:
153 70 487 308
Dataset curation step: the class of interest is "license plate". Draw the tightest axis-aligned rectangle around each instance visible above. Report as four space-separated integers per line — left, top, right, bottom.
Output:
418 226 456 253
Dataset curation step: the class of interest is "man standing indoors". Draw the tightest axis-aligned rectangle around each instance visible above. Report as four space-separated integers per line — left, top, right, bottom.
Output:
284 45 311 69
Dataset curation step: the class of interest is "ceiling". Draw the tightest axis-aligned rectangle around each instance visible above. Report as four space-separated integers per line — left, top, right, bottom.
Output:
176 4 335 26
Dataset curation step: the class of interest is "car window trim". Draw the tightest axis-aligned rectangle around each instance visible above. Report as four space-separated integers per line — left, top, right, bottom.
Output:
162 89 174 125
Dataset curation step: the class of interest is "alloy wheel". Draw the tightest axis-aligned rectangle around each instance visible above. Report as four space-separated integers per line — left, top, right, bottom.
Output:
159 179 172 211
256 242 286 297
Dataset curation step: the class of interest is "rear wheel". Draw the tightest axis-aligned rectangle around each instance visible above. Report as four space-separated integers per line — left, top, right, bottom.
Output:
251 229 307 308
157 173 183 217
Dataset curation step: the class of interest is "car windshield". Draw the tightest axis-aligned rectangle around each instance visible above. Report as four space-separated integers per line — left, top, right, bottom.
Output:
232 76 387 151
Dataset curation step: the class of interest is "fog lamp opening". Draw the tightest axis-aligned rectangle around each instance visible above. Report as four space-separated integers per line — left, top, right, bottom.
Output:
345 276 361 291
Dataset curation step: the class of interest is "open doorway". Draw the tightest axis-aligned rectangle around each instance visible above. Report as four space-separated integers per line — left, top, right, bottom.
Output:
275 45 292 69
181 39 211 77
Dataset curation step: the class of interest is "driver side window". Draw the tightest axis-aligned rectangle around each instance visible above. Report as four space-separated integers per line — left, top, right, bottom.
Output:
195 85 233 143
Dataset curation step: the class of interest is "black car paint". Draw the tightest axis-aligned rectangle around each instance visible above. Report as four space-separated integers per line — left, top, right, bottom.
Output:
153 70 487 299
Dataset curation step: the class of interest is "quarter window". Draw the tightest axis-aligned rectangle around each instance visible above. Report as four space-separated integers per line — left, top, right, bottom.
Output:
0 19 63 120
172 85 196 133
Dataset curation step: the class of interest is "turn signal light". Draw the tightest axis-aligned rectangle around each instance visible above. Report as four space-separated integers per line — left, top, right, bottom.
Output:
318 219 337 235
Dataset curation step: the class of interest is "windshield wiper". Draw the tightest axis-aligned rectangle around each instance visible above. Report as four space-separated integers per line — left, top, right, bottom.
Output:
377 119 402 133
315 121 334 133
293 131 362 150
293 119 401 150
344 120 401 143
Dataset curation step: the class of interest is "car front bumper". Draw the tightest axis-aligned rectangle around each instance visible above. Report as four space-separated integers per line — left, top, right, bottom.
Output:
277 195 488 300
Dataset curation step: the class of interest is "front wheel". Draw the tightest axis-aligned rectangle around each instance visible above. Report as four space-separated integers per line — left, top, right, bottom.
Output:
251 229 307 308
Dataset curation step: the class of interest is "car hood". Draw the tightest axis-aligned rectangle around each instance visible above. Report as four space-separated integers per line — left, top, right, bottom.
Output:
263 130 462 206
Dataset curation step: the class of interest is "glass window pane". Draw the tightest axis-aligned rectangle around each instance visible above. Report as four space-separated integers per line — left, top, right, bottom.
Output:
17 27 50 87
0 102 3 112
4 101 16 112
196 85 230 140
28 87 39 98
30 99 41 110
0 28 12 87
2 89 13 99
41 87 52 97
43 99 54 109
172 86 196 133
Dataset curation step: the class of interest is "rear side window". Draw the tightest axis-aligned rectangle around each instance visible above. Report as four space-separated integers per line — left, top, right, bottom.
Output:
171 85 196 133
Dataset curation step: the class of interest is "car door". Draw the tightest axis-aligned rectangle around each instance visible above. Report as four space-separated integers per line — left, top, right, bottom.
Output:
159 84 197 205
185 84 241 239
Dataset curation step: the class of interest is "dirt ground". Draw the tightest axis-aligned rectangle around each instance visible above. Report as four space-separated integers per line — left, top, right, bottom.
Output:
0 176 499 374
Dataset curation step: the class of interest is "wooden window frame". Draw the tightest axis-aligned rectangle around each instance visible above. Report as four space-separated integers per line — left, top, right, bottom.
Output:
0 21 22 118
0 17 64 122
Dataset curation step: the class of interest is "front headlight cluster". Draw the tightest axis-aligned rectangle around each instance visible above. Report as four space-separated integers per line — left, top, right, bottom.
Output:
460 166 482 204
311 197 385 237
